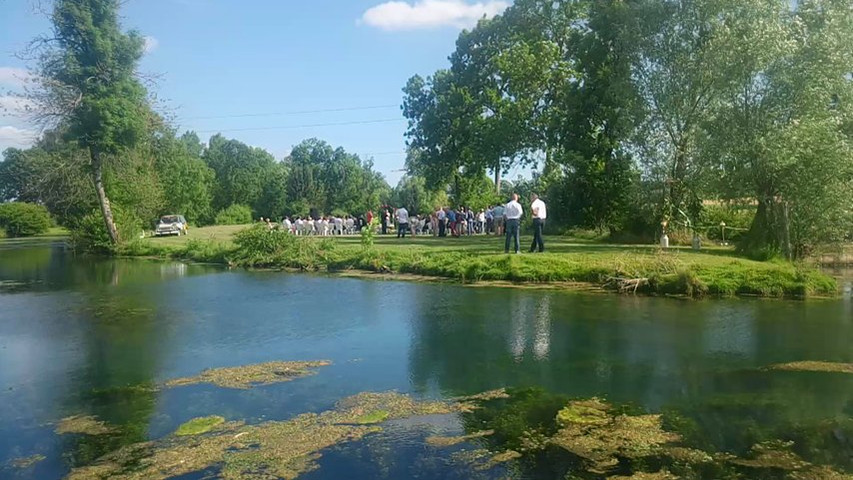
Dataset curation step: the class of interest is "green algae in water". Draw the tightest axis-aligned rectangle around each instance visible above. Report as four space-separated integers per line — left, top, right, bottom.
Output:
9 454 46 469
55 415 115 436
556 398 611 426
426 429 495 447
175 416 226 436
353 410 390 424
607 471 678 480
66 391 466 480
766 361 853 374
165 360 331 389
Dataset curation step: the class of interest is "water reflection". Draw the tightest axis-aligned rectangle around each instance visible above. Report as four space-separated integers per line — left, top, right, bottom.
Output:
1 246 853 479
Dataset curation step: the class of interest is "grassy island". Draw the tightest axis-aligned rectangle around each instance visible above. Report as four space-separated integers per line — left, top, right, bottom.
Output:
120 225 837 299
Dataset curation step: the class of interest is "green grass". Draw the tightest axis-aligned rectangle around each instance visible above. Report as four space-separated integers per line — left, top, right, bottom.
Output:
144 224 246 246
120 225 839 298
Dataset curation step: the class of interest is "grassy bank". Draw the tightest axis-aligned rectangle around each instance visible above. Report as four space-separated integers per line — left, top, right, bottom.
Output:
121 224 838 298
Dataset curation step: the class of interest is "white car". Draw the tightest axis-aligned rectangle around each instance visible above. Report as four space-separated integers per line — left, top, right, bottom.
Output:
154 215 188 236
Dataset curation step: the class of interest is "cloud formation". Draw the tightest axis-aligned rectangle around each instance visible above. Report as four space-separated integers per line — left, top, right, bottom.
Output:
361 0 508 31
0 67 35 88
0 96 36 116
143 36 159 54
0 125 37 150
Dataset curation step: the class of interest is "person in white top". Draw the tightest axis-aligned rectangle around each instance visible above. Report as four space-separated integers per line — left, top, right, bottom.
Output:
282 217 292 234
436 207 447 237
529 193 547 253
504 193 523 254
396 206 410 238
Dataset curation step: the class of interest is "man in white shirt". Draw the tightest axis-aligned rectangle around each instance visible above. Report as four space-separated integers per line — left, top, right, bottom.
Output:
529 193 547 253
504 193 523 254
396 206 410 238
436 207 447 237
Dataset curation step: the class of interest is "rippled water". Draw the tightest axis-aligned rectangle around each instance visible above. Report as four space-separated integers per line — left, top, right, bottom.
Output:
1 243 852 479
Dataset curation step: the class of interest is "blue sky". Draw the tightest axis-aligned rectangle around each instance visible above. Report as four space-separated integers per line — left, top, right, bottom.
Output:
0 0 510 185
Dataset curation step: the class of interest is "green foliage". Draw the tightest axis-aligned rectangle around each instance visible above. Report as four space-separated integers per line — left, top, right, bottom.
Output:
360 217 378 250
204 134 283 215
1 142 95 227
214 204 253 226
153 129 215 225
0 202 52 237
230 224 336 270
284 138 389 216
45 0 150 155
71 206 142 253
390 175 446 215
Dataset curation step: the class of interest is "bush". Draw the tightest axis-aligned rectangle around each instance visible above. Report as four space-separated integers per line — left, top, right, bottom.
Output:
71 206 142 253
215 204 253 225
0 202 52 237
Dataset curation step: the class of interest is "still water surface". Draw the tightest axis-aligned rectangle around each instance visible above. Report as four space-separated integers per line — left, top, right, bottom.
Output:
1 243 852 479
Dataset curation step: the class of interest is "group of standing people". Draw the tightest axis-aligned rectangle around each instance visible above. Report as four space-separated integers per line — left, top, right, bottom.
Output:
383 193 547 254
261 192 547 253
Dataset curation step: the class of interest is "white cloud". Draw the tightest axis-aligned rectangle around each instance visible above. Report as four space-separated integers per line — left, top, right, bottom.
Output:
0 96 36 117
360 0 509 31
0 126 37 151
0 67 35 89
143 36 159 54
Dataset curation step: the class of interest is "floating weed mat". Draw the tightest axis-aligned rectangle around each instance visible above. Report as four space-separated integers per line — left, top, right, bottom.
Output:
165 360 331 389
8 454 46 469
449 447 521 472
175 416 226 436
551 398 681 474
66 391 466 480
765 361 853 374
456 390 853 480
425 429 495 447
56 415 115 436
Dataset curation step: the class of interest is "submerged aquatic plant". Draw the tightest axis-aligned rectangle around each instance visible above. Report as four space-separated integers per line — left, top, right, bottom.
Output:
766 361 853 375
8 454 46 470
55 415 115 436
66 391 466 480
165 360 331 389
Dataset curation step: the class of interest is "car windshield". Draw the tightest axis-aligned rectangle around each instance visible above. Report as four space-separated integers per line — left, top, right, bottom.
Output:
160 216 179 224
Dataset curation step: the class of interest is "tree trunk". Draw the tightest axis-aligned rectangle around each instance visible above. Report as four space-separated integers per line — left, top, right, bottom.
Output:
90 150 120 245
494 163 501 195
740 195 791 259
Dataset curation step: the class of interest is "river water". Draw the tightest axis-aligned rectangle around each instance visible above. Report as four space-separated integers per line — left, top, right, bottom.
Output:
1 242 852 479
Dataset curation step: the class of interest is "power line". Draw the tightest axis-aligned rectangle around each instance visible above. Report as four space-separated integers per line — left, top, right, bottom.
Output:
181 104 400 121
193 117 405 134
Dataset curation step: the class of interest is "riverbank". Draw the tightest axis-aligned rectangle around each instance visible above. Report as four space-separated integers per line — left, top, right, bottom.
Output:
120 225 838 298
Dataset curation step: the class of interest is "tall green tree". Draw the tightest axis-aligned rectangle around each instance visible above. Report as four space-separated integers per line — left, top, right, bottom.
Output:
203 134 283 216
390 175 448 215
555 0 644 232
632 0 729 224
34 0 152 244
708 0 853 258
285 138 390 216
152 129 215 225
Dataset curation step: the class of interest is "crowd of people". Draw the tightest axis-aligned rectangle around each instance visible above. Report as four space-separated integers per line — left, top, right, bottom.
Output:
259 193 547 253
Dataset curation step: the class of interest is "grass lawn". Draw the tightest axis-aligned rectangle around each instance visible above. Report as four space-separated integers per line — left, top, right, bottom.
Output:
143 224 247 247
127 224 837 298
